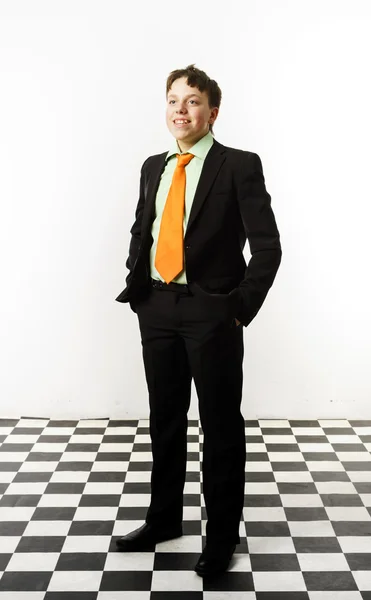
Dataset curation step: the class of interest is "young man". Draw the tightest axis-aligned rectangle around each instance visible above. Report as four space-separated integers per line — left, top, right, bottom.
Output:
115 64 282 576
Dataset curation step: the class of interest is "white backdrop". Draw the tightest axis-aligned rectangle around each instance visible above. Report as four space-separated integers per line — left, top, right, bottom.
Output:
0 0 370 419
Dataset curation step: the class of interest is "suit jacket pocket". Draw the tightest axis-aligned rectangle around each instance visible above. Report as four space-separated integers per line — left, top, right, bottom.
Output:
192 282 238 311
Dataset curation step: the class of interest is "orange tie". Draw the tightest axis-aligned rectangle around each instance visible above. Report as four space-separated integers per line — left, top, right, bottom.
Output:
155 152 195 283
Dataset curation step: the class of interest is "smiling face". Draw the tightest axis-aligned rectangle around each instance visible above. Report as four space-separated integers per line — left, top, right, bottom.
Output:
166 77 219 152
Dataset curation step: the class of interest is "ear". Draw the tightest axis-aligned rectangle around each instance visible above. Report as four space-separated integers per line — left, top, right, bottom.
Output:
209 106 219 124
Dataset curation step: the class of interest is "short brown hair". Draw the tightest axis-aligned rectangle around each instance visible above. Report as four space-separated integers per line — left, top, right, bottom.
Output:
166 64 222 136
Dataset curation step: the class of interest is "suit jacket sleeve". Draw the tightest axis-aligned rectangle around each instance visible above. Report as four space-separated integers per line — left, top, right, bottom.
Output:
123 157 150 288
235 152 282 327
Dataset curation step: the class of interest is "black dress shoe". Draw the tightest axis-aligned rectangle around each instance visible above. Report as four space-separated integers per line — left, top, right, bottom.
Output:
194 542 236 576
116 523 183 552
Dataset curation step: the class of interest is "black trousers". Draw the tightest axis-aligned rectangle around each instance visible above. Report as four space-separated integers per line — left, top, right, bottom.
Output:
134 277 246 546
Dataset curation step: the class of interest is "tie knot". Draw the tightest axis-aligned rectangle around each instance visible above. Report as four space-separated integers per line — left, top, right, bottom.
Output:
176 153 194 168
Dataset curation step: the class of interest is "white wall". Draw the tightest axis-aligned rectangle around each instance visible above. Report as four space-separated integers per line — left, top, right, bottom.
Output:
1 0 370 419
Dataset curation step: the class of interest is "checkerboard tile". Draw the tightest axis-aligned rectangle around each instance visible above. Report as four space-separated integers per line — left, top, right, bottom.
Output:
1 418 371 598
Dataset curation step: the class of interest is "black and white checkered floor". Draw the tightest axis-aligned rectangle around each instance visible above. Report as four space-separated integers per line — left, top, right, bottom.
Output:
1 418 371 599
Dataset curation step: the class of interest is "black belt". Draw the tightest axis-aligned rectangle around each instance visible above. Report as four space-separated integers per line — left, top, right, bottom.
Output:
151 277 189 292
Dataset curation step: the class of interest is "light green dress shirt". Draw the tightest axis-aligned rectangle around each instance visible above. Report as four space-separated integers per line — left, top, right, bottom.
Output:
149 130 215 284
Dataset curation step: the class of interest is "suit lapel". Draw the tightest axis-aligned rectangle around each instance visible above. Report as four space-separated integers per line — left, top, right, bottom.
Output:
141 139 227 241
185 140 226 237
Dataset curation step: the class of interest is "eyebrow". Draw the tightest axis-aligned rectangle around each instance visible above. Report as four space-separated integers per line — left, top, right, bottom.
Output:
167 93 201 99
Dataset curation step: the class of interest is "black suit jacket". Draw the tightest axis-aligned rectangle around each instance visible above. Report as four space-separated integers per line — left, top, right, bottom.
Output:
115 137 282 327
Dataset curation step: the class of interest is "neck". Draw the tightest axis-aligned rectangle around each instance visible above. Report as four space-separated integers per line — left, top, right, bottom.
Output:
177 130 209 153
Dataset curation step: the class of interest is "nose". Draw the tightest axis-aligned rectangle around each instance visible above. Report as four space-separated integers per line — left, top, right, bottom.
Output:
176 103 188 113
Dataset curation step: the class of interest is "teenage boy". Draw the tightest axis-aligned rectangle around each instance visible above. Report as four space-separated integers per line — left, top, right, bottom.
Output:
115 64 282 576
